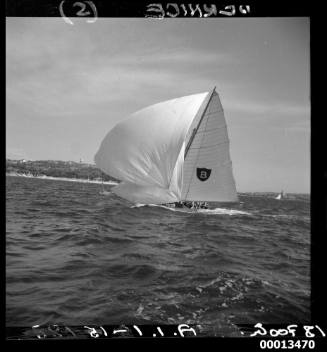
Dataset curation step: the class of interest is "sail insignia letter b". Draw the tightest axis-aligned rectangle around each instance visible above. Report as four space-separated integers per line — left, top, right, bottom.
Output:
197 168 211 181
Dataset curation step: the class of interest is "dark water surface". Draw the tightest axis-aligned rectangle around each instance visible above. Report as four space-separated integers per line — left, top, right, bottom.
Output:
6 176 310 336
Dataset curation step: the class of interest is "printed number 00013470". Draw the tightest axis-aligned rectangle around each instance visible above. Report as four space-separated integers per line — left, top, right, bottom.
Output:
259 340 315 349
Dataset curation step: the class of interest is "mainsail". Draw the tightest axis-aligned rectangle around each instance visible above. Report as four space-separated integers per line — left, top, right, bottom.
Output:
94 87 238 204
182 88 238 202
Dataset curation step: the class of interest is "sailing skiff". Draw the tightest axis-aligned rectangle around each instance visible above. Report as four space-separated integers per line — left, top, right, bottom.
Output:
94 87 238 207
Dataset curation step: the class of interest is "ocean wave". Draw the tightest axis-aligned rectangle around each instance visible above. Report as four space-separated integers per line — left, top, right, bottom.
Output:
6 176 310 329
201 208 252 216
133 204 252 216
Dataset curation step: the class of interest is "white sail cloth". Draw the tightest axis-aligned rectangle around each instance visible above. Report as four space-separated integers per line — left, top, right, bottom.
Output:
182 91 238 202
94 93 208 204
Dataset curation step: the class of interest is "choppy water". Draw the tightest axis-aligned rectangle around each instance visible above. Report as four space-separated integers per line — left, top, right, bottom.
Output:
6 176 310 336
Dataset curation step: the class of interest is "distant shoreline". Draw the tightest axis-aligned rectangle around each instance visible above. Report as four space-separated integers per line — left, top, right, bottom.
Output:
6 173 309 197
6 172 119 185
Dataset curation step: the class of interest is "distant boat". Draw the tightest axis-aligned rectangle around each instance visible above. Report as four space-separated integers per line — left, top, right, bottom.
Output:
94 87 238 207
275 190 285 200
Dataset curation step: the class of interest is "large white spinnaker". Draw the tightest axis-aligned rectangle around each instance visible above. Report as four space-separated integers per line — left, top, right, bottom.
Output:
111 142 186 204
182 89 238 202
94 92 208 204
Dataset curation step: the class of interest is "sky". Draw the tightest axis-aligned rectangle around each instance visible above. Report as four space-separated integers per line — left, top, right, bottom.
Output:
6 18 310 193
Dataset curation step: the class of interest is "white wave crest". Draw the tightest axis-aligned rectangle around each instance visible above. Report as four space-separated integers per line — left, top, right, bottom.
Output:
131 204 252 215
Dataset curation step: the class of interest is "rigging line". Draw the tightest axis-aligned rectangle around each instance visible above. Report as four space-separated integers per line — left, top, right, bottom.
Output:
165 100 192 196
167 90 212 200
184 89 216 200
184 87 216 159
166 97 199 195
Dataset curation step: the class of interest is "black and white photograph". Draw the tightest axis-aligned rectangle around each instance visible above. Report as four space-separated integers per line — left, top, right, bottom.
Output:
6 3 313 341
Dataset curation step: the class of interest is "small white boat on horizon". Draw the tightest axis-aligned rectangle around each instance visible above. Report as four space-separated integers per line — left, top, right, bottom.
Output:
275 190 286 200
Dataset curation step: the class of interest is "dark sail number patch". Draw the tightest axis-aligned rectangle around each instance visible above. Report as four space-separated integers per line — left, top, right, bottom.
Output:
196 168 212 181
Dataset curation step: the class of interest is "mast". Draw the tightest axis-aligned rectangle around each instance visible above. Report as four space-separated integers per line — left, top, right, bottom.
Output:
184 86 216 159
